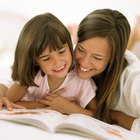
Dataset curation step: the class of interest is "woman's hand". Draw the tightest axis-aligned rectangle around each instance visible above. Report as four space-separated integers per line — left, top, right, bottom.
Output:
0 97 25 111
109 110 135 130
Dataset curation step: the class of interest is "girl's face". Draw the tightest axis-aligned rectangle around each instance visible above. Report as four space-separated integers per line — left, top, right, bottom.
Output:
36 43 72 78
74 37 111 79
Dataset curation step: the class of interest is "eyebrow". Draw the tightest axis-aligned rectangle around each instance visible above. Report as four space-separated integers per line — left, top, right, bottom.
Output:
38 55 49 60
38 45 67 60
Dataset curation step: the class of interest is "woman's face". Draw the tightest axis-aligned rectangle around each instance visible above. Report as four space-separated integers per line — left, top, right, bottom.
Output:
74 37 111 79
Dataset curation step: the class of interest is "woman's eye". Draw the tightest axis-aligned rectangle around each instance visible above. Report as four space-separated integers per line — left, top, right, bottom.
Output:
94 56 103 61
77 47 84 52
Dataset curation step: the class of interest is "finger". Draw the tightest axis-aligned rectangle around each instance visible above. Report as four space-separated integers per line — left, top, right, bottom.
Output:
2 99 13 111
65 97 75 102
46 106 53 110
45 106 57 112
35 107 44 109
39 99 52 106
51 88 66 95
48 94 59 97
44 95 55 101
35 105 49 109
13 103 26 109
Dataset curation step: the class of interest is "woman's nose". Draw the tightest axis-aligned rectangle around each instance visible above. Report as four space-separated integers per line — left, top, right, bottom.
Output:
80 55 90 67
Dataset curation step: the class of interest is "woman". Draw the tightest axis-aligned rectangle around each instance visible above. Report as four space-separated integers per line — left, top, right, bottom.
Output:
74 8 140 134
0 9 140 133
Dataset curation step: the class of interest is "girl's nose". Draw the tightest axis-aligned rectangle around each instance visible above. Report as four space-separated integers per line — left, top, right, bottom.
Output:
53 57 62 66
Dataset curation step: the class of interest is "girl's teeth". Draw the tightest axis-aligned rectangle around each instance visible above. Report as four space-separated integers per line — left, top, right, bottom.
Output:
56 65 64 71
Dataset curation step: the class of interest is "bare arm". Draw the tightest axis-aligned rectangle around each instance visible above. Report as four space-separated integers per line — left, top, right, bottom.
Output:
85 97 97 117
16 101 46 109
5 82 27 102
0 82 46 109
5 82 47 109
63 97 97 117
0 84 25 110
0 84 8 97
109 71 140 131
109 110 135 130
39 92 97 117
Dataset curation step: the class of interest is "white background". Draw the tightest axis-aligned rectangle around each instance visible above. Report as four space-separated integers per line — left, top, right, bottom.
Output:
0 0 140 78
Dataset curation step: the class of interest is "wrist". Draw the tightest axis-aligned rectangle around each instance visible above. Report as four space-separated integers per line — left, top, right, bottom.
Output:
118 112 135 130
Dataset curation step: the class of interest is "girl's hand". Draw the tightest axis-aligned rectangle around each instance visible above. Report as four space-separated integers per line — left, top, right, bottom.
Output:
39 94 75 114
38 88 75 114
0 97 26 111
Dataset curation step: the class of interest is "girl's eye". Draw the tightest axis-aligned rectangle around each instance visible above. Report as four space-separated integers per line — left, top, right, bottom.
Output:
42 57 50 61
58 48 66 54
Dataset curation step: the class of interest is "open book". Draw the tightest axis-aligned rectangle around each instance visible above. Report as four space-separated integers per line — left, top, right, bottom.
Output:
0 109 139 140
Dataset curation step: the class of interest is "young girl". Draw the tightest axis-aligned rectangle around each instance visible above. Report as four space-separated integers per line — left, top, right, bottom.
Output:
2 12 97 117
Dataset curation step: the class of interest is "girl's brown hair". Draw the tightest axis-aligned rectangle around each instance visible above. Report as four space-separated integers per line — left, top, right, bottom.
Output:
12 12 73 87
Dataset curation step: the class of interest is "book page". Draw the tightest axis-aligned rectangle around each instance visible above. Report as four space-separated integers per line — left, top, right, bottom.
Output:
0 109 66 132
54 113 140 140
